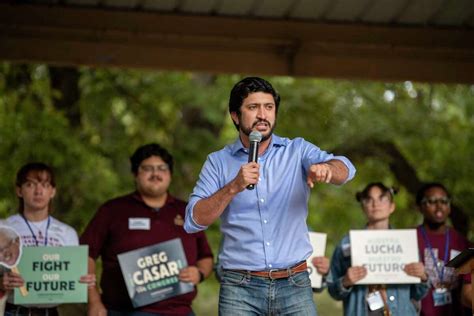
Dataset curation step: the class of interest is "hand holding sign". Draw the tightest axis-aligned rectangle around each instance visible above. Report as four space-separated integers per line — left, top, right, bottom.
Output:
79 273 97 288
179 266 201 285
342 266 368 288
403 262 428 281
0 225 28 296
311 257 330 276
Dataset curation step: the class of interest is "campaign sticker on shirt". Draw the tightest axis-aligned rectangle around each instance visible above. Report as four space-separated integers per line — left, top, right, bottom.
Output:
128 218 150 230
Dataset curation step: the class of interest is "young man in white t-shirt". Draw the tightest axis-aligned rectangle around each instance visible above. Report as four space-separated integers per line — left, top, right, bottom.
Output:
0 162 95 316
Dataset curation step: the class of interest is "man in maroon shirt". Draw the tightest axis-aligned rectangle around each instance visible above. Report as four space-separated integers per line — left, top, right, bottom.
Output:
416 182 471 316
81 144 213 316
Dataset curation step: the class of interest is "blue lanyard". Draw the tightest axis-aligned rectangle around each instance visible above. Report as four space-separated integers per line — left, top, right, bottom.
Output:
420 226 450 283
22 215 51 246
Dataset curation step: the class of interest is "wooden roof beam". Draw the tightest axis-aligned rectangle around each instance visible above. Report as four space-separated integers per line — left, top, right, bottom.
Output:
1 3 473 83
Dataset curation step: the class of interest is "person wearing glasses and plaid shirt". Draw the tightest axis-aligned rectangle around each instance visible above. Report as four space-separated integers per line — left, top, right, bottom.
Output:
415 182 472 316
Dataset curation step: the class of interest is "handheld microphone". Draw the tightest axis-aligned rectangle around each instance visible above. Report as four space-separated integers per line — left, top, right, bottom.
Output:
247 131 262 190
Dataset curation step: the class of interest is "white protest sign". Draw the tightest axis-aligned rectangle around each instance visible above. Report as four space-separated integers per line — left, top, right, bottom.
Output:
306 232 327 288
350 229 420 284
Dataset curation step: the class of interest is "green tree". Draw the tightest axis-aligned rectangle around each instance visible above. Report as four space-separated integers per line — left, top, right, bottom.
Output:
1 63 473 315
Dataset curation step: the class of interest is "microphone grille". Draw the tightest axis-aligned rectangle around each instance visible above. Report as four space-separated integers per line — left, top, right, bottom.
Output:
249 131 263 142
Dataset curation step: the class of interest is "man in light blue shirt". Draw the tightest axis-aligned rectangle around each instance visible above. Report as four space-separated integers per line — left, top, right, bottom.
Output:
185 77 356 315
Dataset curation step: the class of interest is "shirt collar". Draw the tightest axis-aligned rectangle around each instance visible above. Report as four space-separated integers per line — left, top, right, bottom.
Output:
229 134 285 156
131 191 175 207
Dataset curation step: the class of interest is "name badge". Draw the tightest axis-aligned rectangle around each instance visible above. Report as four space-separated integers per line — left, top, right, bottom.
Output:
366 291 384 311
128 218 150 230
449 249 460 260
432 288 452 306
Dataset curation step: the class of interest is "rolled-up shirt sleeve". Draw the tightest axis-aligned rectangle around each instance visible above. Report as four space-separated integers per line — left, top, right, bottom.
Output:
330 155 356 183
185 155 221 233
184 198 207 233
300 138 356 183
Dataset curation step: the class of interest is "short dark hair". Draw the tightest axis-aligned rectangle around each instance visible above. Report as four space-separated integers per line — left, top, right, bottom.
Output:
356 182 397 202
130 143 174 174
415 182 450 206
228 77 280 130
16 162 56 214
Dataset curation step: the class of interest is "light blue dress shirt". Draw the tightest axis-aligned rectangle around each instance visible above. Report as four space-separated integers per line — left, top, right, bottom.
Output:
184 134 356 271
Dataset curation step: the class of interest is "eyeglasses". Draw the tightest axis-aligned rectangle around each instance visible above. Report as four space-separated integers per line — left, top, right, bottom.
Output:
421 197 451 206
361 195 391 205
139 164 170 174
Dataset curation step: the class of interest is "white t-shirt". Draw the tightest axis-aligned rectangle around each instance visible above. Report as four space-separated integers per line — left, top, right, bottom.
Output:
6 214 78 247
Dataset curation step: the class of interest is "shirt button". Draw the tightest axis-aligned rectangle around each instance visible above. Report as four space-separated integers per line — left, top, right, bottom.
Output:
263 220 268 224
268 264 272 268
260 198 265 203
389 296 395 301
266 242 270 246
259 177 262 181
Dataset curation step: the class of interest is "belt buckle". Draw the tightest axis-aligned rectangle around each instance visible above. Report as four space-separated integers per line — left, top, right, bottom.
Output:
268 268 279 280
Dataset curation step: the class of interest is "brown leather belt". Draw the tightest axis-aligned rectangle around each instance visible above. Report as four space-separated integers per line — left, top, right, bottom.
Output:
232 261 308 280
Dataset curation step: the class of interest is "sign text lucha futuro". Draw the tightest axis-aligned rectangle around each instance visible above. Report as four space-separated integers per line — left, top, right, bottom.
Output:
350 229 421 284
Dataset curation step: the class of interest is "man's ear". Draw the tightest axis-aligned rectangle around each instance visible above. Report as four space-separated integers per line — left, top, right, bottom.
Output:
50 187 57 199
15 186 23 198
230 111 239 126
389 202 396 215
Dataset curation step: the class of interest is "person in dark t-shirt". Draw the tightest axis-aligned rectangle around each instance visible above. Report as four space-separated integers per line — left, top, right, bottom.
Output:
415 182 471 316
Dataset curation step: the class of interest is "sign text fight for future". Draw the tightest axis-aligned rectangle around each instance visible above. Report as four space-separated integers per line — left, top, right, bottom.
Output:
132 251 183 290
15 246 88 305
27 253 75 291
350 229 421 284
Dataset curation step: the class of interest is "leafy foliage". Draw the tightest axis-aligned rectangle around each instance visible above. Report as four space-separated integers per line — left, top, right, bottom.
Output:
1 63 473 314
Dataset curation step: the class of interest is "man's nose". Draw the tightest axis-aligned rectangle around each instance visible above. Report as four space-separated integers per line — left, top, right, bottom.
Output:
34 185 44 194
257 106 266 119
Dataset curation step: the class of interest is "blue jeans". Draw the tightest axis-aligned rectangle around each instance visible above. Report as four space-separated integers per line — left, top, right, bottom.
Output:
108 311 195 316
218 270 317 316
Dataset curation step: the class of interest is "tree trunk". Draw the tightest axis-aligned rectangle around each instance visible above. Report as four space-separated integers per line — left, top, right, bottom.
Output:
49 66 81 128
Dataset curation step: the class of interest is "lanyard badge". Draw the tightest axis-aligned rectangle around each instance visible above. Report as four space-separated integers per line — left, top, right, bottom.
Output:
420 227 453 307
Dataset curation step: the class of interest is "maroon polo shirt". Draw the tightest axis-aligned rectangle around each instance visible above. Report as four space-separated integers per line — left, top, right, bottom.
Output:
80 192 213 315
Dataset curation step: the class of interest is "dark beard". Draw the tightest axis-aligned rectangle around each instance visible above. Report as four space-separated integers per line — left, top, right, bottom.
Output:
240 120 276 142
424 220 446 231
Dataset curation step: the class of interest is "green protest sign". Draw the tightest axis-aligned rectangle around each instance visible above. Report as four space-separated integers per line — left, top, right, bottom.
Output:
14 246 88 304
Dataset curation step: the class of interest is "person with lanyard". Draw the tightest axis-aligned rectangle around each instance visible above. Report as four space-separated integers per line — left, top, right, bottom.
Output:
415 182 472 316
81 143 214 316
327 182 429 316
1 162 96 316
184 77 356 315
